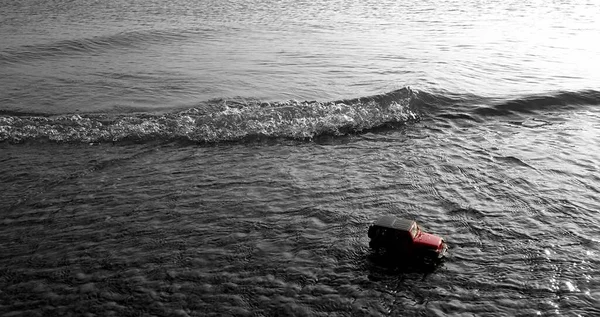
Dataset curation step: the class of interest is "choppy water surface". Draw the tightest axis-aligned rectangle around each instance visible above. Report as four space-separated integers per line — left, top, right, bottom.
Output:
2 102 600 316
1 0 600 316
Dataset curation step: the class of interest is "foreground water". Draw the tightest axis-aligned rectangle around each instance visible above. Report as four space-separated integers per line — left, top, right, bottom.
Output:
2 101 600 316
2 0 600 316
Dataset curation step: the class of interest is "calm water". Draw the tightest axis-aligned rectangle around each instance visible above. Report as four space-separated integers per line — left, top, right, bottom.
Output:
1 0 600 316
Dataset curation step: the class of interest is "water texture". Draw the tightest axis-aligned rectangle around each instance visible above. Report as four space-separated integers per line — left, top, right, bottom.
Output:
1 0 599 113
1 0 600 316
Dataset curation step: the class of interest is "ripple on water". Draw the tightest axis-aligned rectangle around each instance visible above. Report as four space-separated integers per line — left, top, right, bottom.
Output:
2 104 600 315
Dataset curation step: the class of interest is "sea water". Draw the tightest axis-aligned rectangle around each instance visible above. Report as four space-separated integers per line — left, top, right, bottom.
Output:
1 0 600 316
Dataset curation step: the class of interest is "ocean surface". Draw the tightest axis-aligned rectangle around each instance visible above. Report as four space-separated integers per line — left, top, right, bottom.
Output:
1 0 600 316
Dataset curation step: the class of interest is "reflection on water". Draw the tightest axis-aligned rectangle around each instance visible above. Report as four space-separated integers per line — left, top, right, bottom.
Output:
2 0 600 315
1 107 599 315
1 0 600 113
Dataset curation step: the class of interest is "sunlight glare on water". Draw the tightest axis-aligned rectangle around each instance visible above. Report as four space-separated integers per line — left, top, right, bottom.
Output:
1 0 599 113
1 0 600 316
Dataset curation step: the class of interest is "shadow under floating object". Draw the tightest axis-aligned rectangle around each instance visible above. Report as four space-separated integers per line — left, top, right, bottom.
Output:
367 215 448 269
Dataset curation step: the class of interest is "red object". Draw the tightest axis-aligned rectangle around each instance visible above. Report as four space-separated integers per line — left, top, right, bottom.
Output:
368 215 447 260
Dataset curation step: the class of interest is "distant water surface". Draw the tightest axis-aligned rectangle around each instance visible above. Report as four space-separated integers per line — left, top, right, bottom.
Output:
1 0 599 113
1 0 600 316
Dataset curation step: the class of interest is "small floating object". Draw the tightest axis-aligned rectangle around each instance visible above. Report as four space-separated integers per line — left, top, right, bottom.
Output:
368 215 448 261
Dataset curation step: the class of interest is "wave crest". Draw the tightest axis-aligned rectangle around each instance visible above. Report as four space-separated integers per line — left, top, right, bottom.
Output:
0 88 419 144
0 29 193 65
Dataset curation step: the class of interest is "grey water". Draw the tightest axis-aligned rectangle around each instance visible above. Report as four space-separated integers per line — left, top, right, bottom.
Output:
1 0 600 316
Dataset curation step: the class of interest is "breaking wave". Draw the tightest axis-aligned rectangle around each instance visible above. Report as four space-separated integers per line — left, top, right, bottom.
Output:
0 88 418 144
2 87 599 144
